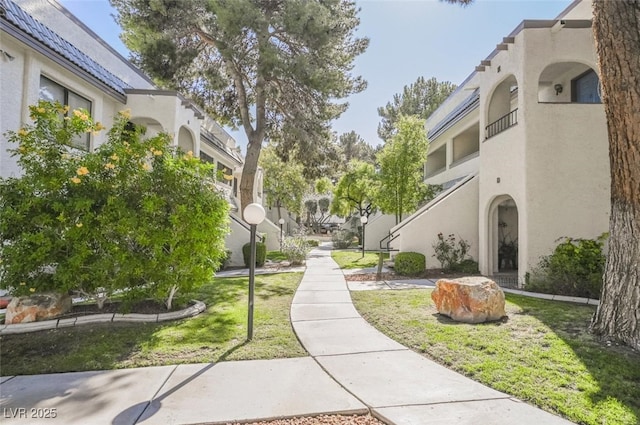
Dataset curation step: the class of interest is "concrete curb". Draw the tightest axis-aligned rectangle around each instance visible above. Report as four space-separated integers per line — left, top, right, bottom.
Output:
347 279 599 306
0 300 206 335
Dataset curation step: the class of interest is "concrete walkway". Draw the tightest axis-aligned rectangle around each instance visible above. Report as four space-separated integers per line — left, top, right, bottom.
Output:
0 246 576 425
291 246 575 425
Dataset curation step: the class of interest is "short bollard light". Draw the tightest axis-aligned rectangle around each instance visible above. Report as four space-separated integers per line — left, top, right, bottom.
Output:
278 217 285 251
360 215 368 258
244 203 266 341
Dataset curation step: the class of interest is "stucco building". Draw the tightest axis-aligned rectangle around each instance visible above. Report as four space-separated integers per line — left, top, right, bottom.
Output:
389 0 609 285
0 0 278 266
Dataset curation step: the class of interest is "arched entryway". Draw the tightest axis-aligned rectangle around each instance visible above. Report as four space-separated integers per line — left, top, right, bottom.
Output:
177 126 195 154
487 195 519 285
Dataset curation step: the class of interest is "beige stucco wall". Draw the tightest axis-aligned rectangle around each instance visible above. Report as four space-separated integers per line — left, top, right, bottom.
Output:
0 36 125 178
363 212 396 251
391 176 479 269
474 23 608 282
257 219 282 252
559 0 593 20
225 215 250 267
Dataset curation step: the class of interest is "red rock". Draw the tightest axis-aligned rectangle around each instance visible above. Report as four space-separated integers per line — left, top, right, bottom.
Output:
5 293 72 324
0 297 11 309
431 277 506 324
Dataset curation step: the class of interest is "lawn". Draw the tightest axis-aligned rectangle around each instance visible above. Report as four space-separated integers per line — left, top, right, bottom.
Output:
1 273 307 376
331 250 389 269
266 250 288 262
352 289 640 425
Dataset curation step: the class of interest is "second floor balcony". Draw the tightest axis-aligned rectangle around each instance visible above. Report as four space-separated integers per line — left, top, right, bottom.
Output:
486 108 518 139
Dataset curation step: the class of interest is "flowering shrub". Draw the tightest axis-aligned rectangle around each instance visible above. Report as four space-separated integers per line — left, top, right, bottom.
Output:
281 231 310 265
432 233 471 271
0 101 229 309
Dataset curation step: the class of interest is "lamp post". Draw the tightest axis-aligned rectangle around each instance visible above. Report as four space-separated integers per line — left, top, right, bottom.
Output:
244 203 266 341
360 215 368 258
278 217 285 251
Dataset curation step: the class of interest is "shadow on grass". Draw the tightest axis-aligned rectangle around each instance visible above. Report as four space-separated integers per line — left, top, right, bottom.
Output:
0 273 301 376
431 313 511 326
506 294 640 424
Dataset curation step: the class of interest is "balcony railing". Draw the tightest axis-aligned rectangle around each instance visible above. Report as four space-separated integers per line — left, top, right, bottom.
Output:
485 108 518 139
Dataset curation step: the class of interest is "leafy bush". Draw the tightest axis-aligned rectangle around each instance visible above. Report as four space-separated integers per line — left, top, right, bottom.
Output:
281 231 310 265
394 252 426 276
432 233 471 271
216 250 232 271
332 229 356 249
242 242 266 267
525 235 606 299
307 239 320 247
0 101 230 309
450 259 479 274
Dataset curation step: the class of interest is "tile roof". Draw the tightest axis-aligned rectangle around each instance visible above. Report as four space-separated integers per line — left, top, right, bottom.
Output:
427 88 480 141
0 0 131 95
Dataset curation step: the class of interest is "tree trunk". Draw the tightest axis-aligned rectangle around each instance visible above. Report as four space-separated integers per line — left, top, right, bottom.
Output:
240 134 262 220
590 1 640 350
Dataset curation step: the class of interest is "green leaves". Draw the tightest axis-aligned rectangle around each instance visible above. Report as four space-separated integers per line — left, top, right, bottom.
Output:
111 0 368 209
1 101 229 308
377 115 434 224
378 76 457 142
331 160 378 218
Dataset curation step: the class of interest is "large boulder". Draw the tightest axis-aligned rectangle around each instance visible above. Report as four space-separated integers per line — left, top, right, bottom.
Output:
5 293 72 324
431 277 505 324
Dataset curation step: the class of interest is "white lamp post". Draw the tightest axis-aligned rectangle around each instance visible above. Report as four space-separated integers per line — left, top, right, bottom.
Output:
278 217 285 251
244 203 266 341
360 215 368 258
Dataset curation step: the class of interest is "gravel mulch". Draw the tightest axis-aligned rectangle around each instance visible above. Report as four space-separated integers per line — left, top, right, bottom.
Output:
223 414 386 425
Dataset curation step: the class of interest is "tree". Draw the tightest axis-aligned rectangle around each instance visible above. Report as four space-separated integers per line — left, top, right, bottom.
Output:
338 131 376 166
331 160 378 219
259 146 307 220
443 0 639 349
315 176 334 195
270 124 343 181
377 115 435 225
111 0 368 216
588 1 640 350
0 101 229 310
377 76 457 142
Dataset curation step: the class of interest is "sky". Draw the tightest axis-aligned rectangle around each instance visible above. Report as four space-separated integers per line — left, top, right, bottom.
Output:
60 0 571 151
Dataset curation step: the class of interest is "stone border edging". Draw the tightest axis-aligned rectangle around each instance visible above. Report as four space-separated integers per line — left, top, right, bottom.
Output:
349 279 600 306
0 300 206 335
501 288 599 306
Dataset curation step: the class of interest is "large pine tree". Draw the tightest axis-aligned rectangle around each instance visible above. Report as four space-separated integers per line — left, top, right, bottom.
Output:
111 0 368 215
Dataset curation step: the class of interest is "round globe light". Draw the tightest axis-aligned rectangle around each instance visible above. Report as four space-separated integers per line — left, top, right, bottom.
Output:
278 218 285 225
360 215 368 224
244 203 266 225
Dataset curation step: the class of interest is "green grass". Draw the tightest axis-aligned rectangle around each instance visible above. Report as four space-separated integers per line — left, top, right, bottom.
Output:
266 250 288 262
331 250 389 269
0 273 307 376
352 289 640 425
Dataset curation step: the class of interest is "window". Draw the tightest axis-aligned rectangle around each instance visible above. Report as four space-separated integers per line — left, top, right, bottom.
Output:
571 69 601 104
39 76 92 150
217 162 233 186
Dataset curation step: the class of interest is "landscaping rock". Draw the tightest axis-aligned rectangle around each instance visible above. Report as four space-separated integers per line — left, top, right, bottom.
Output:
431 277 505 324
5 293 72 324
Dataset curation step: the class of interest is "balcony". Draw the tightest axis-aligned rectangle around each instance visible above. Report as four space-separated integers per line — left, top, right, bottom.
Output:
486 108 518 139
